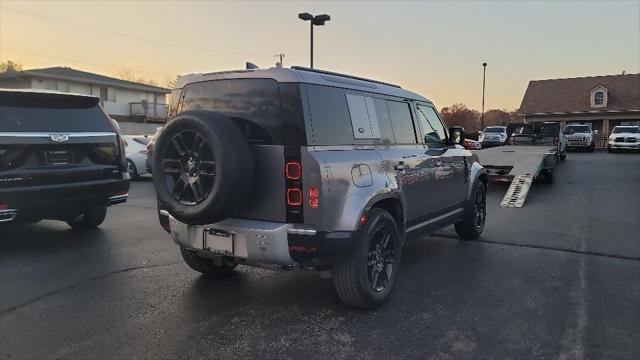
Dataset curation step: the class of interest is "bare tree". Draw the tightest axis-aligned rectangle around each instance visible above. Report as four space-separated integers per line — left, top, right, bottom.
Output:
440 103 481 133
0 60 23 73
118 68 159 87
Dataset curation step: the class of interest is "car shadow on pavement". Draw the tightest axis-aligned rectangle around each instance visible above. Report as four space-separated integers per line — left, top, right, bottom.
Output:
0 221 111 256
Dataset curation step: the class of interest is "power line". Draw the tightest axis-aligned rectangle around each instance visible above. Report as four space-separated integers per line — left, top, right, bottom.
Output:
1 46 176 78
1 6 275 58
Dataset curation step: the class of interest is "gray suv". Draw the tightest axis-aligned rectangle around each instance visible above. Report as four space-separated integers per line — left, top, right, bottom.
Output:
154 67 487 308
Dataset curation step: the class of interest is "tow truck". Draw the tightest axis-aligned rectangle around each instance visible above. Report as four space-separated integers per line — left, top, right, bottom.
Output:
473 122 567 208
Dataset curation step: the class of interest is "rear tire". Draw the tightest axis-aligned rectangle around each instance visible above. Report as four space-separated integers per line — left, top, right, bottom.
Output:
455 180 487 240
542 168 555 184
67 207 107 229
333 208 401 309
180 247 238 275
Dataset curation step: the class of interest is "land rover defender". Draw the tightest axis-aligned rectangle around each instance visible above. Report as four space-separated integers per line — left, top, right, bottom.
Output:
154 67 487 308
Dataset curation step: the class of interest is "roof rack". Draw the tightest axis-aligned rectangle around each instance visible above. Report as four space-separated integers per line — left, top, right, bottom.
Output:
291 66 401 88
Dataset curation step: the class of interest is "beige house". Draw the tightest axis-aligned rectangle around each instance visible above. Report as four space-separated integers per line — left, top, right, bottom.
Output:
0 67 170 123
519 73 640 146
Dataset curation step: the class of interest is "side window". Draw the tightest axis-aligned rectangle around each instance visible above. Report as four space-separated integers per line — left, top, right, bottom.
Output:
306 85 392 145
167 88 182 119
416 104 447 148
387 100 416 144
345 94 381 139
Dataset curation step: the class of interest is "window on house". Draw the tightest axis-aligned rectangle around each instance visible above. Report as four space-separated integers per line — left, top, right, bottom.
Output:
107 88 116 102
594 91 604 105
56 81 70 92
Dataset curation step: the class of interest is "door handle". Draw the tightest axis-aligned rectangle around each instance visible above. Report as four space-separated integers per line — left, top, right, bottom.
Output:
394 161 406 170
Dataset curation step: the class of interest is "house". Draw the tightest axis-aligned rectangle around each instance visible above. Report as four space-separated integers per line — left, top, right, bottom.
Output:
0 67 171 123
518 73 640 144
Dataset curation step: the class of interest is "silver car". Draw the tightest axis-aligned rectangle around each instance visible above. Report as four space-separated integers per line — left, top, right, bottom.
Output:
153 67 487 308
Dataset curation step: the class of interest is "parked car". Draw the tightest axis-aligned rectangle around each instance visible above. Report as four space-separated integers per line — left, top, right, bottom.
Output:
123 135 150 179
153 67 487 309
145 127 162 174
478 126 507 147
608 125 640 152
0 89 129 228
563 124 596 152
464 138 482 150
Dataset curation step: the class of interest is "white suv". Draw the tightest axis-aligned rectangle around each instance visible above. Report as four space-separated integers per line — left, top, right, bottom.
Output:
608 126 640 153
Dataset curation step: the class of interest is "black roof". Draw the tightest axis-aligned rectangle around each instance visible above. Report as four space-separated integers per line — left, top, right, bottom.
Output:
0 67 170 93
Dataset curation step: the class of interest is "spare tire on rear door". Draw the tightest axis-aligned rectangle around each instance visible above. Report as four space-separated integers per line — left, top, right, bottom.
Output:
153 111 254 225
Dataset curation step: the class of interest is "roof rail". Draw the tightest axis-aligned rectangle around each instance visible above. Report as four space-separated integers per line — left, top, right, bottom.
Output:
291 66 401 88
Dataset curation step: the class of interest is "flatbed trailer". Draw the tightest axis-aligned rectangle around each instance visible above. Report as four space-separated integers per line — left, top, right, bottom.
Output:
472 122 565 208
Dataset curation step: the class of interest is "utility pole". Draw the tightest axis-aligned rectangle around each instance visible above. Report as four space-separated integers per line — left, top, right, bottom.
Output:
274 53 285 68
481 62 487 131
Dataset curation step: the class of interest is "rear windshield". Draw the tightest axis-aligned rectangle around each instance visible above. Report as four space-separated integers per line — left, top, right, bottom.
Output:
612 127 639 133
179 79 287 145
0 105 113 133
483 127 504 133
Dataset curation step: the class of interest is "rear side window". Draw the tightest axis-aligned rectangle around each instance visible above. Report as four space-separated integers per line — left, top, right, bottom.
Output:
387 100 416 144
0 105 113 132
167 88 182 119
306 85 395 145
179 79 283 145
345 94 381 139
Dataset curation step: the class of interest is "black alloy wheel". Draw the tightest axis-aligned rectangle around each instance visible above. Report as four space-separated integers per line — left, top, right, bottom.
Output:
473 184 487 232
162 130 216 206
367 225 396 293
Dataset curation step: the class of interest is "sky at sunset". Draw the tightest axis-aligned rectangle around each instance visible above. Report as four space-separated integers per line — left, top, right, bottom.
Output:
0 0 639 111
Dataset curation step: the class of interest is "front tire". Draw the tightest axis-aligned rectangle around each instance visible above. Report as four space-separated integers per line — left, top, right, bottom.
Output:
67 207 107 229
180 247 238 275
455 181 487 240
333 208 402 309
127 159 138 180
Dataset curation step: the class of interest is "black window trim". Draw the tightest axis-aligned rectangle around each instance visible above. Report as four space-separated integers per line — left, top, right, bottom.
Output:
414 102 450 147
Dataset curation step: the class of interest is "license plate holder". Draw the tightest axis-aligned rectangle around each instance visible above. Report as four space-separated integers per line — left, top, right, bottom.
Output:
45 150 72 165
204 228 235 255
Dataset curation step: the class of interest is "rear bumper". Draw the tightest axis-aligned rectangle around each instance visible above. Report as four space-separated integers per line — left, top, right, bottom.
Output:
0 178 129 222
162 211 358 268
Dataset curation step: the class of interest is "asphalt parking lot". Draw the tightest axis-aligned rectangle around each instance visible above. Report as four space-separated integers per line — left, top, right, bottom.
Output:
1 152 639 360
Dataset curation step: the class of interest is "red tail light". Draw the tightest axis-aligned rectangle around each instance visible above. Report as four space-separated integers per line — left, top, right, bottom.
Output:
285 161 302 180
286 188 302 206
308 187 319 208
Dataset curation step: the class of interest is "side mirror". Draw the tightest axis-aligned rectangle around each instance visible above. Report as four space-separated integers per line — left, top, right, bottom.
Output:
448 126 465 146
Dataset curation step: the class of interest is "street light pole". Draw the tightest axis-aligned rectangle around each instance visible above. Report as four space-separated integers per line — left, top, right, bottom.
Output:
481 62 487 131
298 13 330 69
